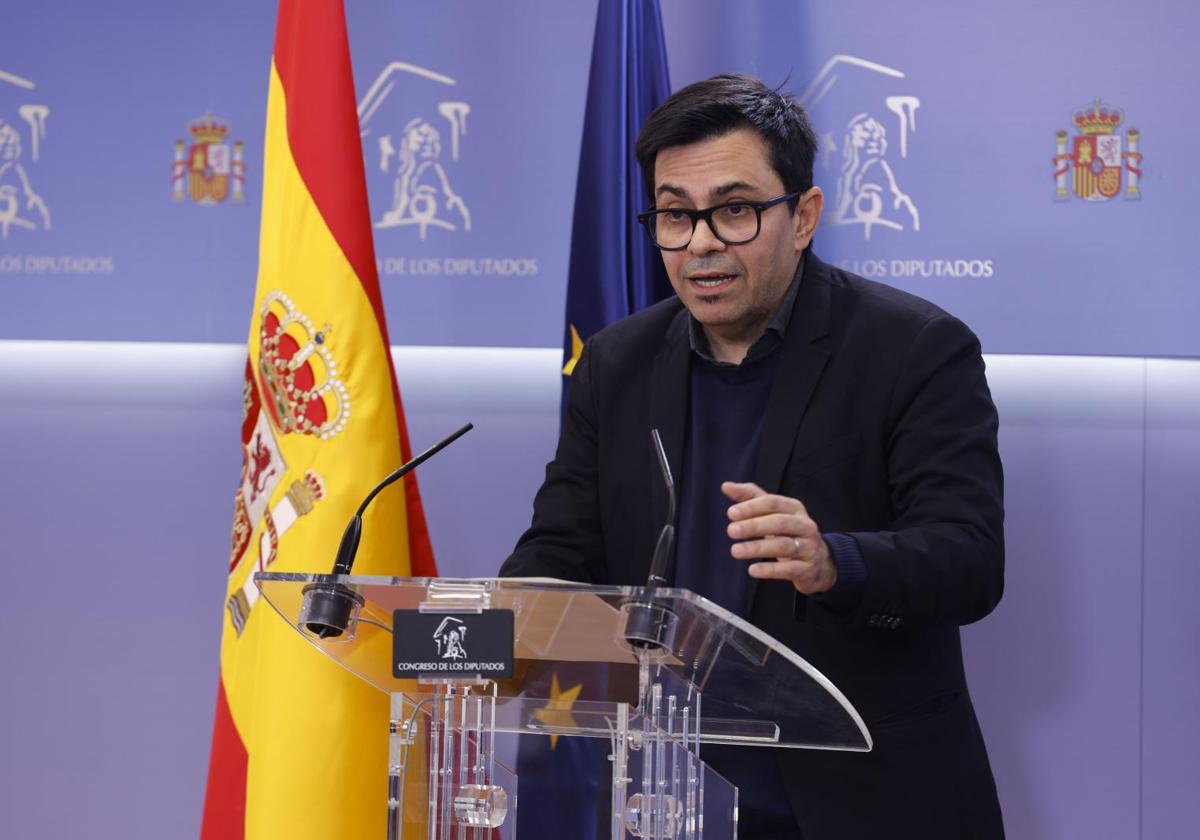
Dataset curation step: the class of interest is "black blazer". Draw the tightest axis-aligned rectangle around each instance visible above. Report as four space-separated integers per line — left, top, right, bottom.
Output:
502 253 1006 838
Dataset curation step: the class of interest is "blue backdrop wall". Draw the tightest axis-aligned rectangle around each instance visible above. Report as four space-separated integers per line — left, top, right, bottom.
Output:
3 0 1195 355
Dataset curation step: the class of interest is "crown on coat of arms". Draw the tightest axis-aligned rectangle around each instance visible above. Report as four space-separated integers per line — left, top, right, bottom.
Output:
285 469 326 516
188 113 231 145
1072 100 1124 135
257 291 350 440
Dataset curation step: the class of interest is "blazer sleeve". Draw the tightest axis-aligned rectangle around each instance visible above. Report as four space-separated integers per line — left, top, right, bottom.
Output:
498 341 608 583
844 313 1005 630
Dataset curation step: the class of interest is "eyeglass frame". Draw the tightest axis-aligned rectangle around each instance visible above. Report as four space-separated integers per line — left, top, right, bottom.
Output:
636 190 805 251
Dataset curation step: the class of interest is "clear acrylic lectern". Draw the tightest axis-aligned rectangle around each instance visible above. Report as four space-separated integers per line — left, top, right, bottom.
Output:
256 574 871 839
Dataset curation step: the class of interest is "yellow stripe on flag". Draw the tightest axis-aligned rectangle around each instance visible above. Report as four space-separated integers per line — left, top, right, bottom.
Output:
215 59 418 839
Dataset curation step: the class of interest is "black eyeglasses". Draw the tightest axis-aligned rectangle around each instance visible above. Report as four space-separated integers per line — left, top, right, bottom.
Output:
637 191 802 251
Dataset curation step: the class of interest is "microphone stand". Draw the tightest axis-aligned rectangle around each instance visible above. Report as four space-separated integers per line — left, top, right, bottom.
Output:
300 422 474 638
622 428 680 651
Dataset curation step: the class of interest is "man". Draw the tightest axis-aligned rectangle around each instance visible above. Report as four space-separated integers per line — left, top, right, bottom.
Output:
501 75 1005 839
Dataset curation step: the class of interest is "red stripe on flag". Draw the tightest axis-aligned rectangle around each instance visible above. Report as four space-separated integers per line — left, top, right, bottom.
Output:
200 679 248 840
272 0 435 575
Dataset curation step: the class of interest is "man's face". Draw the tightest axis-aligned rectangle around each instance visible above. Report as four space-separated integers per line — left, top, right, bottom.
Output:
651 128 821 348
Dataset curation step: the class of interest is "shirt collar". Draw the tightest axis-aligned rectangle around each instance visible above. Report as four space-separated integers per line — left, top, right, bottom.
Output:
687 253 805 366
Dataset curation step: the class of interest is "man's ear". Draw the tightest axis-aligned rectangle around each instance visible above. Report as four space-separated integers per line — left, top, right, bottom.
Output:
794 187 824 252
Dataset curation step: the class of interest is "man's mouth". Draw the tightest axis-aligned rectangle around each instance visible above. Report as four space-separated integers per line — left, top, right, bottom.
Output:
688 273 737 290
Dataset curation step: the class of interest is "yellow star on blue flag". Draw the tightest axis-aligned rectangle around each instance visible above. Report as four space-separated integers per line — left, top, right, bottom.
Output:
562 324 584 377
532 672 584 749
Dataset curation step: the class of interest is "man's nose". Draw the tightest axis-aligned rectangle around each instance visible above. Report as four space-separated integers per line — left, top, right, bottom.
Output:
687 217 726 256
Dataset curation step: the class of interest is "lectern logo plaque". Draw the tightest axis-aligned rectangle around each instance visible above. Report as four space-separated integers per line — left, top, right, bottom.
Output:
393 610 514 678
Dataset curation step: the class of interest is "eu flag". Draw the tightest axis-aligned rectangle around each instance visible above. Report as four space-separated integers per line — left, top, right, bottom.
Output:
518 2 672 836
559 0 673 404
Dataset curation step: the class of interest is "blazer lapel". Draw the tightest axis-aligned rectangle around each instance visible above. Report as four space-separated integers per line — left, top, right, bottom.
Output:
649 308 690 582
747 257 833 610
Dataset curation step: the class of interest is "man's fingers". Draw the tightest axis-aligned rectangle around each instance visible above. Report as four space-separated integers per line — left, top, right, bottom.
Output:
727 513 817 540
746 558 824 591
727 493 809 521
732 535 817 561
748 558 803 578
720 481 766 503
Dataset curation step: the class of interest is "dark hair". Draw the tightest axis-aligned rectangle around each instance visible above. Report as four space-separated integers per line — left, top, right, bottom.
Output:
634 74 818 206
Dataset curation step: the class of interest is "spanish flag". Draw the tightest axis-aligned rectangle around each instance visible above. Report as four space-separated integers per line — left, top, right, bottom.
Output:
200 1 436 836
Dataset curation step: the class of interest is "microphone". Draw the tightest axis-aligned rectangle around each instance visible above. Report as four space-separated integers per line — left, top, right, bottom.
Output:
330 422 474 577
622 428 680 651
645 428 676 590
301 422 474 639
